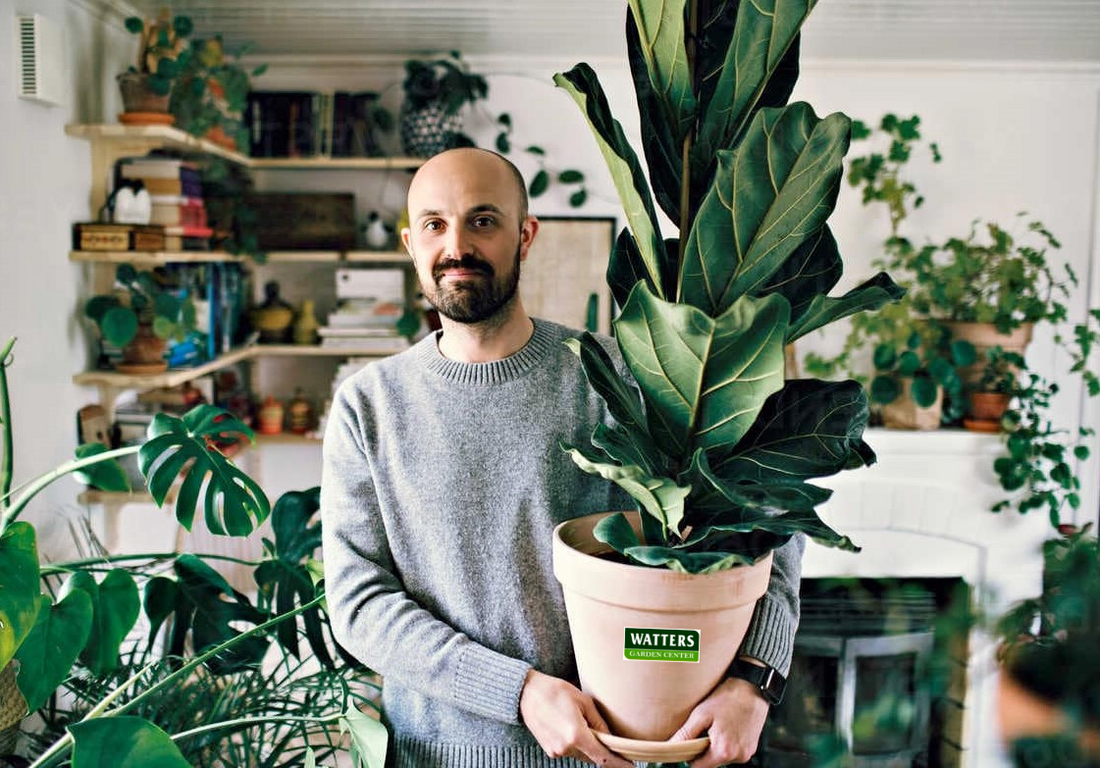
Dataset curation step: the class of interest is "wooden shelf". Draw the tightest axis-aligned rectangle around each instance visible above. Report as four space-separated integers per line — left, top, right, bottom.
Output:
73 347 254 388
253 344 404 358
264 250 342 263
71 250 244 265
249 156 423 171
66 124 424 171
257 432 323 445
66 124 249 165
344 250 408 263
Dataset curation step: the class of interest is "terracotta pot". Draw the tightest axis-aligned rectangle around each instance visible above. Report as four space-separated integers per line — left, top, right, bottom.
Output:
997 669 1100 761
943 322 1033 386
118 324 168 374
117 72 172 116
553 511 772 741
964 391 1011 432
881 379 943 430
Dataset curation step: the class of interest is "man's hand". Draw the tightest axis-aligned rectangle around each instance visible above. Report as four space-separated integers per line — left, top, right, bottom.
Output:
670 677 770 767
519 670 634 767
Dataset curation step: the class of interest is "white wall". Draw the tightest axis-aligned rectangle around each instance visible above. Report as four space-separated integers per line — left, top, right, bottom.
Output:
1 0 1097 552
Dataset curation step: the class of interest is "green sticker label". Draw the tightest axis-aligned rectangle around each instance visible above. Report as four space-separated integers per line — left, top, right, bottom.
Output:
623 627 700 662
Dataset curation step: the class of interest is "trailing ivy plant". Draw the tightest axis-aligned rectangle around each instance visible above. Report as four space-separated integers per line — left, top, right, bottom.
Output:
553 0 906 573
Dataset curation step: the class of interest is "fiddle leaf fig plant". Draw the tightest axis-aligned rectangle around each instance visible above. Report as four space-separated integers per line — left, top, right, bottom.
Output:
556 0 902 573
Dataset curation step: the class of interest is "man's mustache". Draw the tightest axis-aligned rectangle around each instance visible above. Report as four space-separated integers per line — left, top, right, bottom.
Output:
432 255 494 280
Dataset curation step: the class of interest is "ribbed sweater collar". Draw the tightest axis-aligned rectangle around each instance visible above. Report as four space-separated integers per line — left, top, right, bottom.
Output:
414 319 558 385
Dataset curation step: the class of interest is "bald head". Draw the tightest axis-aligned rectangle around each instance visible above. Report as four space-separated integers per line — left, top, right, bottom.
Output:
408 147 529 222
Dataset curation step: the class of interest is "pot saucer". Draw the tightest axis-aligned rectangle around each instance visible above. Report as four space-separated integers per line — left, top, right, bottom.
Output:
963 417 1002 433
593 731 709 762
114 361 168 375
118 112 175 126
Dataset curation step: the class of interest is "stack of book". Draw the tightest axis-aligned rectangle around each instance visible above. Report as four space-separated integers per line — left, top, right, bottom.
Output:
118 157 214 250
318 267 411 353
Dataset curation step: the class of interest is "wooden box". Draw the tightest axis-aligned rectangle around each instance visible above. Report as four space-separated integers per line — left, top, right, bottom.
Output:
73 222 166 252
247 192 357 250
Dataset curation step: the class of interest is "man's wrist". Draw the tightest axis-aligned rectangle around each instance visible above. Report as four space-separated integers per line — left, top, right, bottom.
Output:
728 656 786 705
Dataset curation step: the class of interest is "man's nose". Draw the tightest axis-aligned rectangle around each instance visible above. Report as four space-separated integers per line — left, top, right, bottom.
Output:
444 226 472 258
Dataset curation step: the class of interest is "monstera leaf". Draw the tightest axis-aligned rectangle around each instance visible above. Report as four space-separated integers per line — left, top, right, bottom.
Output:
73 443 131 492
254 488 334 666
145 554 268 675
138 405 269 536
70 569 140 676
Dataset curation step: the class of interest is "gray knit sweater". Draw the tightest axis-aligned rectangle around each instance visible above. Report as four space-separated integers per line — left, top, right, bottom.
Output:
320 319 804 768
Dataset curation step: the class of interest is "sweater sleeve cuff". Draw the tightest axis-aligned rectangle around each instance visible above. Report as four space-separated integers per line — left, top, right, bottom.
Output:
737 596 795 676
452 643 533 724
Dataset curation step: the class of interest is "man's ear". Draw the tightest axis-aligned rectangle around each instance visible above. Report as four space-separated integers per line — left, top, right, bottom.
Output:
400 228 414 257
518 216 539 262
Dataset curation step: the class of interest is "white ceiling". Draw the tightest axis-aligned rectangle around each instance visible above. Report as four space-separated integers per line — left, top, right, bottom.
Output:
134 0 1100 64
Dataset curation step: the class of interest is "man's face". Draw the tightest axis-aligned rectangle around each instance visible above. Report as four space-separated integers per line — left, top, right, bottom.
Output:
401 150 537 325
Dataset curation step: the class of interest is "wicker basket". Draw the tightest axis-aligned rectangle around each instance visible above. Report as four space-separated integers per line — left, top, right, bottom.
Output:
0 662 26 755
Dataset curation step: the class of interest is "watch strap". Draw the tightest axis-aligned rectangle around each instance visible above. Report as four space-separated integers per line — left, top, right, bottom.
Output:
728 657 787 705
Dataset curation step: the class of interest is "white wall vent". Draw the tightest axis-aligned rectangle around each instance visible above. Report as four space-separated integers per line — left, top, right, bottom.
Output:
16 14 66 107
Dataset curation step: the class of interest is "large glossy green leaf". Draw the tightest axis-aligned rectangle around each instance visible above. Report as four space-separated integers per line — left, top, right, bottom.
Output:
255 488 329 663
70 717 191 768
615 284 789 459
685 450 832 514
72 569 139 676
786 271 906 342
145 554 268 674
681 104 850 315
607 230 678 312
626 0 696 141
620 538 782 574
342 705 389 768
565 443 689 535
755 225 842 322
138 405 269 536
73 443 131 492
554 65 667 300
707 379 876 484
696 0 816 166
15 589 93 711
0 522 41 669
626 11 682 223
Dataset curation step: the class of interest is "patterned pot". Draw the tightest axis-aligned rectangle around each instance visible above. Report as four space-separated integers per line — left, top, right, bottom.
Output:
400 101 464 158
117 72 172 117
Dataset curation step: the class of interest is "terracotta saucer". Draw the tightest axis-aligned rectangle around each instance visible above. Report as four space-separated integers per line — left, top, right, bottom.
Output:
593 731 709 762
963 418 1002 433
114 361 168 375
118 112 175 126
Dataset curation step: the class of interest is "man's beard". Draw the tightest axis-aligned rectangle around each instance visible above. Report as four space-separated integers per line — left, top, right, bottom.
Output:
423 247 521 324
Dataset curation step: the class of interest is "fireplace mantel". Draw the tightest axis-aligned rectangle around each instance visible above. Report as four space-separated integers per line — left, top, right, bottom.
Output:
805 427 1054 768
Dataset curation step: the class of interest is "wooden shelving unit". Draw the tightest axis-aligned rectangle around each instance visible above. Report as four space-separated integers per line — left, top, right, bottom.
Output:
70 250 244 265
254 344 402 358
249 156 423 171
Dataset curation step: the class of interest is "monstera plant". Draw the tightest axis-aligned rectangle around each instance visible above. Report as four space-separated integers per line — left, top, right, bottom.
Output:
557 0 903 573
0 337 385 767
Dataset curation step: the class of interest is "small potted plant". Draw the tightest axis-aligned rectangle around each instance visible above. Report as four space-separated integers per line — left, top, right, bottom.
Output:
399 51 487 157
995 526 1100 765
869 323 974 430
118 12 193 122
963 345 1023 431
170 36 267 152
83 264 197 373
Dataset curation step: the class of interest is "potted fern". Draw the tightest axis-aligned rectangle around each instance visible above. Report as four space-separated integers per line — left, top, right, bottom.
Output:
549 0 902 750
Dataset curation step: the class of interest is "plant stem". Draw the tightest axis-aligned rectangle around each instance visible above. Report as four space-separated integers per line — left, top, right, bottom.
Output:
0 445 139 535
40 551 261 576
0 337 16 512
676 0 700 293
171 712 344 743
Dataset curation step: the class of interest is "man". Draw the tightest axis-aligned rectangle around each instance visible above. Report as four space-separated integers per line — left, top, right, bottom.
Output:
321 147 803 767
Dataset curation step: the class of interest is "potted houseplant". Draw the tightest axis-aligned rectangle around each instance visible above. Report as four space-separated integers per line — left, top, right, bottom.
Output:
995 526 1100 765
399 51 488 157
83 264 197 373
964 345 1023 431
118 12 193 123
549 0 903 748
869 323 974 430
170 36 267 152
0 337 386 766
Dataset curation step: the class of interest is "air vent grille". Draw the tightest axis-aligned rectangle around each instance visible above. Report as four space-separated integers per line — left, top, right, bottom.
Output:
19 16 38 97
15 15 64 107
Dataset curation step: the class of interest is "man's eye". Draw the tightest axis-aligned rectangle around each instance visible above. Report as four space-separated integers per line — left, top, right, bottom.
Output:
423 220 443 232
472 216 495 228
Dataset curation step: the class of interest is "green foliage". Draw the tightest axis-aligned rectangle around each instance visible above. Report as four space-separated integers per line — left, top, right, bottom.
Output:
70 717 191 768
556 0 901 572
403 51 487 115
169 36 266 151
869 322 974 417
123 13 193 93
997 527 1100 724
83 265 197 348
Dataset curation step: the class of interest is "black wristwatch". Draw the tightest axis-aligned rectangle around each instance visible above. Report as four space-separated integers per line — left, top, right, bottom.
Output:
727 657 787 705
